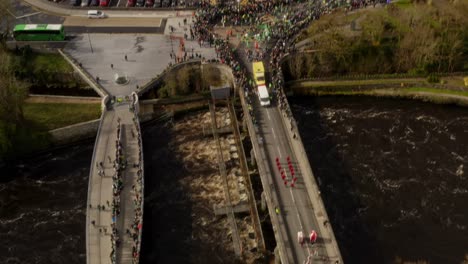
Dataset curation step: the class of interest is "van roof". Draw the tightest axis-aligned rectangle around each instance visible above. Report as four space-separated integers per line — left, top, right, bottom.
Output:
258 85 269 97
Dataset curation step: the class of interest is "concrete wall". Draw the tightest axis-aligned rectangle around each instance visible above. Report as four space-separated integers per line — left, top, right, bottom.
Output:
6 41 67 54
58 49 109 97
49 119 100 145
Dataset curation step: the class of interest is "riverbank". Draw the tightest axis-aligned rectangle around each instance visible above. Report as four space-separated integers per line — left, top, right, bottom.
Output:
288 82 468 107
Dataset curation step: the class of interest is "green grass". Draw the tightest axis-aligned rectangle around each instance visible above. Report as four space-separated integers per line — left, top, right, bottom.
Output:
292 78 422 88
32 53 73 73
23 102 101 131
402 87 468 97
393 0 413 9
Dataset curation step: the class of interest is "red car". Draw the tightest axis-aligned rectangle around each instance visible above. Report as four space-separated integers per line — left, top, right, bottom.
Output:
99 0 108 6
127 0 135 6
145 0 154 6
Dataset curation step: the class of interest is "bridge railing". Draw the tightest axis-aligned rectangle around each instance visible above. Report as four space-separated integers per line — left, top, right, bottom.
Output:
85 98 108 264
57 49 110 98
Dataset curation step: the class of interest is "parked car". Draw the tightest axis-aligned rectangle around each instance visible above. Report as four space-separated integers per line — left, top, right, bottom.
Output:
70 0 81 6
136 0 145 6
127 0 136 6
90 0 99 5
99 0 109 6
145 0 154 6
161 0 170 7
81 0 91 6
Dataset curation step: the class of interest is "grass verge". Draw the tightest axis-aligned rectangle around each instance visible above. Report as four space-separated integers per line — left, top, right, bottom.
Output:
402 87 468 97
23 102 101 131
31 53 73 73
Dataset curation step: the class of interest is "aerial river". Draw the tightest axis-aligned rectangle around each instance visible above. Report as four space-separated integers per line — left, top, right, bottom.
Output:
291 96 468 264
0 97 467 263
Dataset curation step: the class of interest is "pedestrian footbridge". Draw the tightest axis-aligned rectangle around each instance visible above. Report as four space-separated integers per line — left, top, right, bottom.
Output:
86 93 144 264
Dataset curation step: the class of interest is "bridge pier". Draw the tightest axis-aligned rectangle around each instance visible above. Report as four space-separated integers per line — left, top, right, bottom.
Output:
274 246 281 264
260 191 266 212
250 148 256 167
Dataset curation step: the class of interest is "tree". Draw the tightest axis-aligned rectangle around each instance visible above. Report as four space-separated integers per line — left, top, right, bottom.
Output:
0 45 29 159
0 0 13 45
0 48 29 123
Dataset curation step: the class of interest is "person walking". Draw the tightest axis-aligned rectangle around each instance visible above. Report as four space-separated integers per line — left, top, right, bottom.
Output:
124 55 128 61
111 64 114 69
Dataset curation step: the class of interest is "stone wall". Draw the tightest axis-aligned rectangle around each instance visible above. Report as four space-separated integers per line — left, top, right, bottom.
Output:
49 119 100 145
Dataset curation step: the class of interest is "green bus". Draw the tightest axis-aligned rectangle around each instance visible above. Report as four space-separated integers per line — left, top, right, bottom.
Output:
13 24 65 41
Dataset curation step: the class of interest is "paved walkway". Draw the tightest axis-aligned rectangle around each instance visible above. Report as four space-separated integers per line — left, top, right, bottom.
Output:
87 101 143 264
87 108 118 264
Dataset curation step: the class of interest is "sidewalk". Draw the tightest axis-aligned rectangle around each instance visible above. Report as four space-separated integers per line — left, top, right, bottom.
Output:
23 0 194 18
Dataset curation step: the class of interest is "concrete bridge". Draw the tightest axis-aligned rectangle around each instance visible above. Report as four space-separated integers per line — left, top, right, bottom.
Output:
236 56 344 263
51 11 343 264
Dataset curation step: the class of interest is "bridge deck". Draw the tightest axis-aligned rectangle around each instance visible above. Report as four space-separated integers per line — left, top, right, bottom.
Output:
87 103 143 264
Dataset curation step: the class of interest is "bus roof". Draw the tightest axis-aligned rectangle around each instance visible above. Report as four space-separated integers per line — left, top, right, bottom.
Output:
14 24 63 31
252 61 265 74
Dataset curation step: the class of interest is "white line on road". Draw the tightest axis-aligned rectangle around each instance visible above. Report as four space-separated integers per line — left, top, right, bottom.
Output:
266 109 271 121
277 146 282 157
16 11 41 19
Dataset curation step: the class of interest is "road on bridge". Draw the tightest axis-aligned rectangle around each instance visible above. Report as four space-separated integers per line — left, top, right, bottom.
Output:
235 45 342 263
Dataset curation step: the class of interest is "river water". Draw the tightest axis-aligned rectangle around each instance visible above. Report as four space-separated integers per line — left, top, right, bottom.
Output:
290 96 468 264
0 97 467 263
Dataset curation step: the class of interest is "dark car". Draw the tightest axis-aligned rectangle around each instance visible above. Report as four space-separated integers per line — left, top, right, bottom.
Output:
70 0 81 6
136 0 145 6
90 0 99 5
127 0 136 6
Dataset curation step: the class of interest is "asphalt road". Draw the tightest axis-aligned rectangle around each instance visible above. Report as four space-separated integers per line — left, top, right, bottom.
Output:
235 41 333 262
256 101 327 263
7 0 64 27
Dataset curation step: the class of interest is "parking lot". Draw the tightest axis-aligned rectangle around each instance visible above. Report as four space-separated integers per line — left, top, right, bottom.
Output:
63 17 162 27
51 0 202 8
5 0 64 30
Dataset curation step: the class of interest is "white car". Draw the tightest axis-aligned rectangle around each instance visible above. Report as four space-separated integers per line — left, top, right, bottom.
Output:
87 10 105 19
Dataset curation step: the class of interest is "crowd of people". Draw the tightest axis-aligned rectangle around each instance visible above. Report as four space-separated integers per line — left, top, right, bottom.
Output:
130 94 144 263
192 0 387 138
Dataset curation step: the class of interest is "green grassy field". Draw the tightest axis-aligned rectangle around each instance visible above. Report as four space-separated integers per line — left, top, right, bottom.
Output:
394 0 413 9
31 53 73 73
23 102 101 131
403 87 468 97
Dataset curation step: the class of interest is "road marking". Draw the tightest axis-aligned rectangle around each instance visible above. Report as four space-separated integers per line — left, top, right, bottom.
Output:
276 146 282 157
272 127 277 139
7 9 41 19
16 11 42 19
266 109 271 121
116 0 121 7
